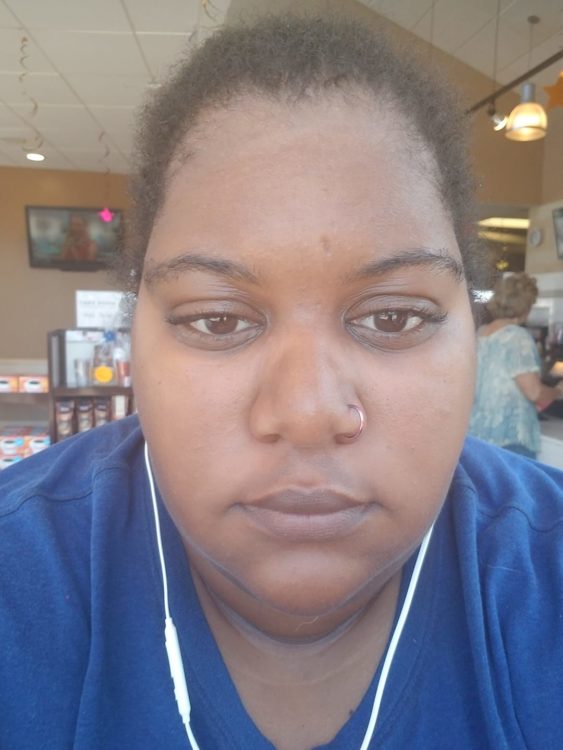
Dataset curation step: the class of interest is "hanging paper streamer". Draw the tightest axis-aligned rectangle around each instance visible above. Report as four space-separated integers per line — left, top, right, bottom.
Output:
19 36 43 153
201 0 219 22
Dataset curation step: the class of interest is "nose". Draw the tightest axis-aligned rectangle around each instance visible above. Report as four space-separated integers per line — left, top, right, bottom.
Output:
249 328 362 447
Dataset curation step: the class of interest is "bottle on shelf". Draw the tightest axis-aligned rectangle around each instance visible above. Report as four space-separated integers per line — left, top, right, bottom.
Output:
91 330 117 385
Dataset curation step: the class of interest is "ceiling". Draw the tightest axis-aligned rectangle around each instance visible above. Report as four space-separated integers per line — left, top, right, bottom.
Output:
0 0 561 174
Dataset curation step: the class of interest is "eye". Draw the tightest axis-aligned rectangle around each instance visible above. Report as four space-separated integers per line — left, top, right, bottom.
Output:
166 308 264 350
357 310 423 333
347 301 447 350
189 314 254 335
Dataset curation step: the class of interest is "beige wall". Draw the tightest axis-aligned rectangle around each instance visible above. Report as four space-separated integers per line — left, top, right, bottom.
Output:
0 166 128 358
542 108 563 205
525 197 563 275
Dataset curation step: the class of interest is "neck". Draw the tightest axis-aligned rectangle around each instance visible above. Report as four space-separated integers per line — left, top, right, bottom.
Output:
191 563 402 678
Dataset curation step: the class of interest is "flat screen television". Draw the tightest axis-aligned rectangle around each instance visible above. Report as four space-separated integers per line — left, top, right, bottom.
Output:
26 206 123 271
553 206 563 260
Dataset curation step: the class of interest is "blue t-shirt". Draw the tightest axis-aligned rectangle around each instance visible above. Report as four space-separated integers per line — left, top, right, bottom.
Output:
469 324 541 453
1 416 562 749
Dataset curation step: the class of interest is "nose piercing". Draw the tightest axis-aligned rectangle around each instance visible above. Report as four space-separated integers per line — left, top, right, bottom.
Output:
343 404 365 441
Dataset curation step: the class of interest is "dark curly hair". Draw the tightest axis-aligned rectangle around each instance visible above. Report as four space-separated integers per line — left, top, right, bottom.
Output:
487 272 538 320
120 14 486 294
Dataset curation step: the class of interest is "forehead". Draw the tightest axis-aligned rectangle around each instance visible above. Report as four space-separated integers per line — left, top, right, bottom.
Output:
175 91 437 192
147 93 456 273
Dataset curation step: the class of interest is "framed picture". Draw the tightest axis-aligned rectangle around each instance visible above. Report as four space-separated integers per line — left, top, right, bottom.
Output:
553 207 563 260
25 206 123 271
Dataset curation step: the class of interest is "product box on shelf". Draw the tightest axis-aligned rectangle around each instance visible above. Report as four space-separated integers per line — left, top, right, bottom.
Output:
0 376 19 393
55 395 133 441
0 425 50 463
0 455 23 471
18 375 49 393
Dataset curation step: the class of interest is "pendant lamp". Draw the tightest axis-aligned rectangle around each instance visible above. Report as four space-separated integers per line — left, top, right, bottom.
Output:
505 82 547 140
505 16 548 141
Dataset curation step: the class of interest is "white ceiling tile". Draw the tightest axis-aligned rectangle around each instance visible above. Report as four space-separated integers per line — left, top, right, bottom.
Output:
30 30 147 75
367 0 434 30
0 1 20 27
0 141 73 168
0 102 27 128
55 148 129 173
0 72 78 106
89 106 136 131
65 73 152 107
3 0 130 32
136 32 197 79
427 1 494 55
10 103 100 143
123 0 201 33
0 28 56 73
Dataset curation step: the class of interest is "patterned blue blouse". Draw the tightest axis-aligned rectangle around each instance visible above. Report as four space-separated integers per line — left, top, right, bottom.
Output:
469 325 541 454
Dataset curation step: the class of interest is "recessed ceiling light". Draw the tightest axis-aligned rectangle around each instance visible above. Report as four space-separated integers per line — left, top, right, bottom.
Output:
26 152 45 162
477 217 530 230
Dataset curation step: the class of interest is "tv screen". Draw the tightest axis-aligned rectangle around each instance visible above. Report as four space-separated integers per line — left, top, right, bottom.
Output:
553 206 563 260
26 206 123 271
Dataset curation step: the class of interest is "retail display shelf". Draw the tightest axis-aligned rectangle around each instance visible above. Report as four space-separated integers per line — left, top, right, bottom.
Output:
0 392 49 405
53 386 132 398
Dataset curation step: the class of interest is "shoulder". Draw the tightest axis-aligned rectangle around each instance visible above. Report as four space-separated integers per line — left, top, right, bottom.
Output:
453 436 562 614
501 324 534 345
457 435 562 528
453 438 563 738
0 415 143 518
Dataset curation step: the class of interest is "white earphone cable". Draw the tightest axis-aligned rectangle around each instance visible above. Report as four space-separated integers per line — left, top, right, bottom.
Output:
145 443 201 750
358 523 434 750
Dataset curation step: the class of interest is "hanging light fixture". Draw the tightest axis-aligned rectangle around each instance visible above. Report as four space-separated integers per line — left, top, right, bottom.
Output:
505 16 548 141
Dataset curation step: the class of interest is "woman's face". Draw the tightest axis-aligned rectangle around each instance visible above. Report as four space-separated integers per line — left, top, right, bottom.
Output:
133 95 476 629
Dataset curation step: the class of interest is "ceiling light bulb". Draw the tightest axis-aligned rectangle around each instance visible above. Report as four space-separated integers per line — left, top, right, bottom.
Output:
26 152 45 162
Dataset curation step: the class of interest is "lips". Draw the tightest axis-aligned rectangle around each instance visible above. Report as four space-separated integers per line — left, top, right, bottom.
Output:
240 489 373 541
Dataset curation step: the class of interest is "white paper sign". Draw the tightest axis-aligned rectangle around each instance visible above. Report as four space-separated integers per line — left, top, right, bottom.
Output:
76 290 126 329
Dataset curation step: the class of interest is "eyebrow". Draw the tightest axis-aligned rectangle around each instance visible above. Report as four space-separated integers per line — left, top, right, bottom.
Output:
349 249 465 283
143 247 465 288
143 252 258 287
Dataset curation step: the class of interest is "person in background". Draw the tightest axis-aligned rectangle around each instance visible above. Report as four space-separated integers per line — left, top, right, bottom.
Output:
469 272 563 459
1 15 562 750
60 213 98 262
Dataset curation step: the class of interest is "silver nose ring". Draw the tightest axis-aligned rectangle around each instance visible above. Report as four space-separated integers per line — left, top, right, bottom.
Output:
343 404 365 441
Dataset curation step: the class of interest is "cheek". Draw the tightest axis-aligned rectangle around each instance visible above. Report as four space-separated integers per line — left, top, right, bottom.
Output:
362 311 476 492
132 312 254 504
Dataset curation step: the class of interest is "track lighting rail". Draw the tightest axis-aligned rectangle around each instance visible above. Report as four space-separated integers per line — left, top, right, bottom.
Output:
466 49 563 115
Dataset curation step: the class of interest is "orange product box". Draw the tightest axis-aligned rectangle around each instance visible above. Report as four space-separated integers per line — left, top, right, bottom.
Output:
0 376 19 393
0 426 50 457
18 375 49 393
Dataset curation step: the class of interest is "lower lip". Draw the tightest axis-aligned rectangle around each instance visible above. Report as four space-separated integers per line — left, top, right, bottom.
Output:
241 505 372 541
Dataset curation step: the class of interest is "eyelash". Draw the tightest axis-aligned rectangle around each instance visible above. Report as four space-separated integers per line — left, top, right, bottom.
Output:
166 304 447 351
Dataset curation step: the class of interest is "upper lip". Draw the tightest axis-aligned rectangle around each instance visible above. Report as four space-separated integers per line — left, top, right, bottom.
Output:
245 489 366 515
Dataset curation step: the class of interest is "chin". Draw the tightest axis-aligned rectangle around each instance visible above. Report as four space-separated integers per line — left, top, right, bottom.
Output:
240 555 386 620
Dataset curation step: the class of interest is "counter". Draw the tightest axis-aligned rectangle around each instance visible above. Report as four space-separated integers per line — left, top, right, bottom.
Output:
539 418 563 470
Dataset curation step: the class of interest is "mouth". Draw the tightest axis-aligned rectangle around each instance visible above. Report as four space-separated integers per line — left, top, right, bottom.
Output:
240 489 375 541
